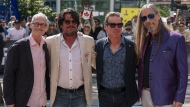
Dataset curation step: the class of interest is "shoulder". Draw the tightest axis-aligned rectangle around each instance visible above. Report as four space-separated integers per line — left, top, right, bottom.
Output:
96 37 107 45
81 34 94 41
123 36 135 45
46 33 61 40
9 37 29 49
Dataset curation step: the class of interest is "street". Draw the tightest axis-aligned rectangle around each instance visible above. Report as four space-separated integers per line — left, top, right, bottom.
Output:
0 73 190 107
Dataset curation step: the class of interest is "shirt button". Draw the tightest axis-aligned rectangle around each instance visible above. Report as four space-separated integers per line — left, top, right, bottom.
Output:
70 60 71 61
70 69 72 71
70 79 72 80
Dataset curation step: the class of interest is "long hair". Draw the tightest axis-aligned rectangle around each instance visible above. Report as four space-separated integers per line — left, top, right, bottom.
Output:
135 4 169 63
58 8 80 32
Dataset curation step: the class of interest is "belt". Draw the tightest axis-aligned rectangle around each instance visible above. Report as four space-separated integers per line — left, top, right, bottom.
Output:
100 85 126 94
57 85 84 93
143 87 150 91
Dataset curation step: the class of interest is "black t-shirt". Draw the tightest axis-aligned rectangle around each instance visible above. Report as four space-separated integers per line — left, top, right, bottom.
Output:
143 37 152 88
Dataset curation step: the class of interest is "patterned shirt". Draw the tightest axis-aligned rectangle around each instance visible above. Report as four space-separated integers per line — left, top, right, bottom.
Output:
101 37 126 89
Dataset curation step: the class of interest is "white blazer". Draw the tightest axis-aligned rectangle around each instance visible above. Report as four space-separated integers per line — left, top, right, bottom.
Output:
46 33 96 105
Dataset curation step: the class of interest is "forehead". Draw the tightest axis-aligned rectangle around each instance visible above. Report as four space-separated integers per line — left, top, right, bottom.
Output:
64 13 73 20
34 17 46 23
107 16 121 23
141 8 156 16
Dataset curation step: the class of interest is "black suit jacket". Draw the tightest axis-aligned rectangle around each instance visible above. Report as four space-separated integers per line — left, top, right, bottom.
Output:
95 37 138 107
3 37 50 107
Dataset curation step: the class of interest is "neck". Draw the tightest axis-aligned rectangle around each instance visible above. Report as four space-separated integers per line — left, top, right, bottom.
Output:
109 36 122 45
32 34 42 45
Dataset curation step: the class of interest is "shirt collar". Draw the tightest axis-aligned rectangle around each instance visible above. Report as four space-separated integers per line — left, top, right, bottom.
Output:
29 35 45 47
104 36 125 47
60 33 79 42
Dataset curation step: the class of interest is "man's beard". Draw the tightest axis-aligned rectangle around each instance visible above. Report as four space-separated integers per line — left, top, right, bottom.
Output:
146 26 154 33
64 30 77 36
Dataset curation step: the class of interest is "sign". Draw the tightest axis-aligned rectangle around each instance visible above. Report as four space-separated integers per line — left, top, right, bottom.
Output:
121 8 140 24
81 6 93 20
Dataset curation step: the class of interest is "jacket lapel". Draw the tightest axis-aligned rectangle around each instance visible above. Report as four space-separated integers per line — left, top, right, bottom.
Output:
24 38 34 72
79 36 85 66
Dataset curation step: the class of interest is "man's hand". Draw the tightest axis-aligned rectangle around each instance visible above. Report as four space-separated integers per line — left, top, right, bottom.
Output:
173 101 183 107
7 104 15 107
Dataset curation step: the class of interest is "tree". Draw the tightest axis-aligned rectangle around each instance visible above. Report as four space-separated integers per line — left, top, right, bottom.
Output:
155 4 170 17
17 0 57 21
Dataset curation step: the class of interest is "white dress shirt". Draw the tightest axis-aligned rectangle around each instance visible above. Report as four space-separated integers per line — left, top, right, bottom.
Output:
58 36 84 89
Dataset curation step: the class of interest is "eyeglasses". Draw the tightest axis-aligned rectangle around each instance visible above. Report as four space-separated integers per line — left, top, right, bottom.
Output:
179 26 184 27
84 26 90 28
141 13 155 22
106 23 123 28
33 22 47 28
64 20 77 25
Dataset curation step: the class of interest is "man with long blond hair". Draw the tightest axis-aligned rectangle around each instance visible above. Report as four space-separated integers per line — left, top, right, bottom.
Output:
135 4 188 107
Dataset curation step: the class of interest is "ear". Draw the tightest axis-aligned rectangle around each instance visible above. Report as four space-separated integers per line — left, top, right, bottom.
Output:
156 13 161 20
104 24 107 32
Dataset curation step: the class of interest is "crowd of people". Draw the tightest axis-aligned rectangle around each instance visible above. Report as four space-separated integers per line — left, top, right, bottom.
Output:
0 3 189 107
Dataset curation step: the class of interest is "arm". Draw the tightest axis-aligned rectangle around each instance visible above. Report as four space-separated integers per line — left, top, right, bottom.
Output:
174 36 188 104
91 16 95 33
3 43 19 105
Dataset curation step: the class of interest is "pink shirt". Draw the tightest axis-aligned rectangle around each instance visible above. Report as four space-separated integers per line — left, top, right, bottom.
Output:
27 35 46 107
58 35 84 89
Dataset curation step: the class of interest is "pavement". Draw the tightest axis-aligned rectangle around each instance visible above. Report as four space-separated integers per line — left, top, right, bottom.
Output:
0 74 190 107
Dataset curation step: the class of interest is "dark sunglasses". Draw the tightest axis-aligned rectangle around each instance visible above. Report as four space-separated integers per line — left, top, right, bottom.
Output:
107 23 123 28
141 13 155 22
179 26 184 27
64 20 77 25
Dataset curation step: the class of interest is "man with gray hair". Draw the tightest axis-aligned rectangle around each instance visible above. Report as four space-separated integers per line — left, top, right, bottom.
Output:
135 4 188 107
3 13 50 107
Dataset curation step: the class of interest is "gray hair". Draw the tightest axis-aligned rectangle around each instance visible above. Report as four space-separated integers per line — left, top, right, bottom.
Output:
31 13 49 25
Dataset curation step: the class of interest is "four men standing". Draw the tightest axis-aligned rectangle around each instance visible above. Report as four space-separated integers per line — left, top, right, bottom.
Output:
2 4 189 107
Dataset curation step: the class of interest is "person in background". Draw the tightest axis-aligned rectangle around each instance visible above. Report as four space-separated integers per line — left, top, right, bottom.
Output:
44 22 59 38
122 20 135 41
187 22 190 31
20 18 27 29
26 16 32 36
172 22 178 31
132 14 138 32
8 16 16 28
97 24 107 39
166 17 172 30
178 23 190 43
135 4 188 107
3 12 50 107
0 25 4 105
4 20 26 42
93 17 102 40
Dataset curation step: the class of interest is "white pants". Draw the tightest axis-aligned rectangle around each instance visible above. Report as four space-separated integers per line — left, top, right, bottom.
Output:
141 89 172 107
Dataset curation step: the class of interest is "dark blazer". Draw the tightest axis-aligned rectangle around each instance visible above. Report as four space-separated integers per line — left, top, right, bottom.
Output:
95 37 138 107
3 37 50 107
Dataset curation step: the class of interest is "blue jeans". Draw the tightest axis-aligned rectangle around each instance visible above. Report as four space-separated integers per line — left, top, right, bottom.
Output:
99 90 131 107
53 89 87 107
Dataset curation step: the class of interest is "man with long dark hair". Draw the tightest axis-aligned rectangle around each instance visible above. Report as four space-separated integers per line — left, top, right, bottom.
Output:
46 8 96 107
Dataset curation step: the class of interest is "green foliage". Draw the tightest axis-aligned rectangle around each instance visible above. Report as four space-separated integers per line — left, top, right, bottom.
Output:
17 0 56 21
187 5 190 12
155 4 170 17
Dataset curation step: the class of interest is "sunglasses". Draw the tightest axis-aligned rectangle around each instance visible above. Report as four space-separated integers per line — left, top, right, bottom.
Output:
64 20 77 25
107 23 123 28
141 13 155 22
179 26 184 27
84 26 90 28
